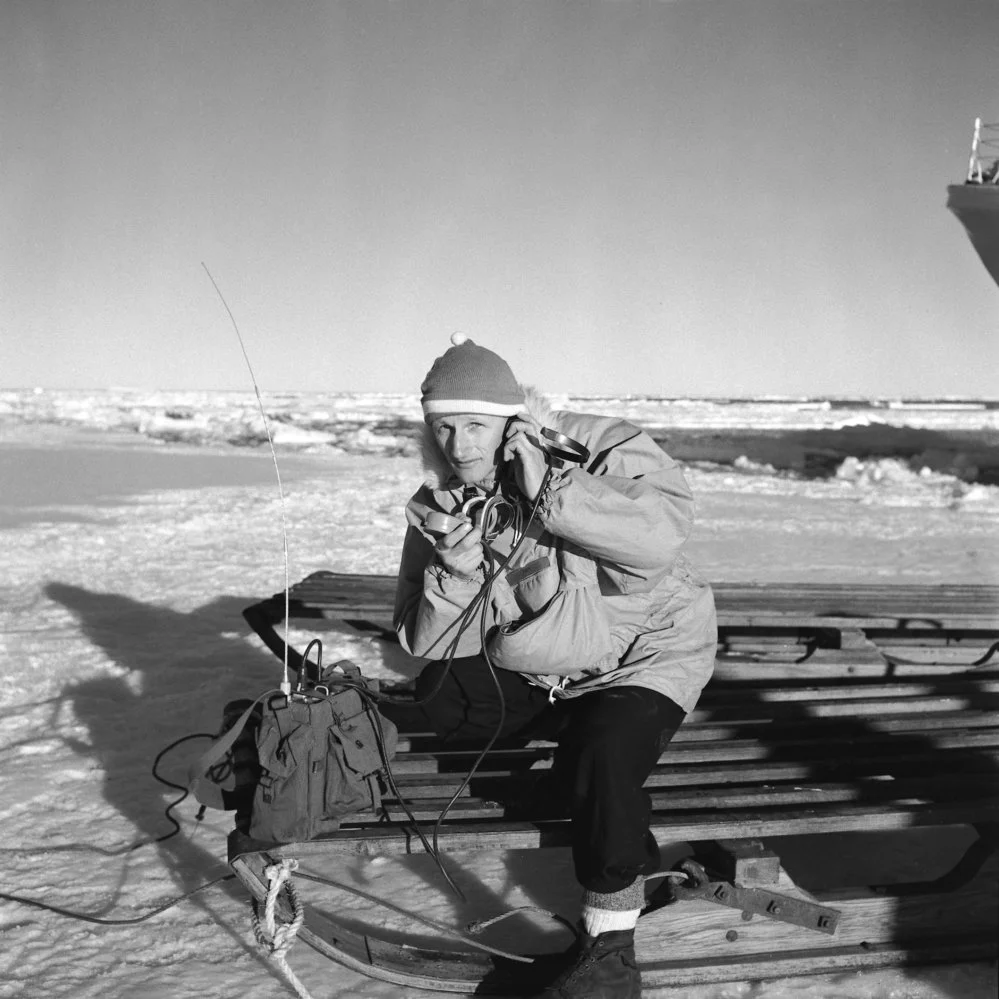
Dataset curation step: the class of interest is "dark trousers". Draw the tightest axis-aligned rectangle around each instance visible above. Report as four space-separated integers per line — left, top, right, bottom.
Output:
413 656 686 896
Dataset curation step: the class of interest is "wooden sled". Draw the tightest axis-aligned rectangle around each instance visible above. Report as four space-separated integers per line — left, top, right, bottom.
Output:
229 574 999 994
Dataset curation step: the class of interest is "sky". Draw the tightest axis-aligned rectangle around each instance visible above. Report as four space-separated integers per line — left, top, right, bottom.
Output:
2 0 998 399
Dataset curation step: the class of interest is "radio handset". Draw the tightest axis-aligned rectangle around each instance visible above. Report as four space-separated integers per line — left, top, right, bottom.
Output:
502 420 590 497
502 418 590 471
424 425 589 540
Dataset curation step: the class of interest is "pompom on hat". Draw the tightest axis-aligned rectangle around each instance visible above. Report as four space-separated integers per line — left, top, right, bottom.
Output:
420 332 525 420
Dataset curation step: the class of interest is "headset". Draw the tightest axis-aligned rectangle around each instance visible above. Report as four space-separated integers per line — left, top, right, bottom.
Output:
536 426 590 468
423 424 590 543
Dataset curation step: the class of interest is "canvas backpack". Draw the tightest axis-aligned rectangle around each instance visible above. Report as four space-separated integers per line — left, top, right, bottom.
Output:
191 659 398 844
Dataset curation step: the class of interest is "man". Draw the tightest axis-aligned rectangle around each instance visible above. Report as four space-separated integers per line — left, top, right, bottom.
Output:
393 334 716 998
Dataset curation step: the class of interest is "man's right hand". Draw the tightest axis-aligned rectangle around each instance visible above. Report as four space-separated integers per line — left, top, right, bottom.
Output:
434 521 484 579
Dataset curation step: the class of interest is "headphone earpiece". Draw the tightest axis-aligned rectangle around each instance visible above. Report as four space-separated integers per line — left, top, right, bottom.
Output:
538 427 589 468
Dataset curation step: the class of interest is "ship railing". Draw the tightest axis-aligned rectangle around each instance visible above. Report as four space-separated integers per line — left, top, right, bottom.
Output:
965 117 999 184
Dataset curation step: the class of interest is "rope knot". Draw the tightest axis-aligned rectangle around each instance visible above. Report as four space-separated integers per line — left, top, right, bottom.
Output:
251 858 312 999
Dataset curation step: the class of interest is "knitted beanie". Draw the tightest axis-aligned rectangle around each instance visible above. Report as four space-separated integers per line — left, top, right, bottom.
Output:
420 333 524 420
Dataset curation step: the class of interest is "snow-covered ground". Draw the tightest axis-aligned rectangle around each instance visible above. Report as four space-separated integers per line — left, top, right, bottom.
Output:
0 393 996 998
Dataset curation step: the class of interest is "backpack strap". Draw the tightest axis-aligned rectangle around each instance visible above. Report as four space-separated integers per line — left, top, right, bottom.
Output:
189 689 280 808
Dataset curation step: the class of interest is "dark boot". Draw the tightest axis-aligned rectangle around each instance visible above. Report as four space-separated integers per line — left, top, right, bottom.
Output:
532 928 641 998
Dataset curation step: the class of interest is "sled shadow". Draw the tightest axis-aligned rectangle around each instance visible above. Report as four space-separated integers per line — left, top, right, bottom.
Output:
700 639 999 998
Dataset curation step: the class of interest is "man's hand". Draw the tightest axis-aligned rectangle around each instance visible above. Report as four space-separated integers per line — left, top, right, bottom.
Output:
503 412 548 502
434 521 484 579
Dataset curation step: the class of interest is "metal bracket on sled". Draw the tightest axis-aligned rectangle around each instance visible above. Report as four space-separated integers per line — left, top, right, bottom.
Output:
646 858 841 936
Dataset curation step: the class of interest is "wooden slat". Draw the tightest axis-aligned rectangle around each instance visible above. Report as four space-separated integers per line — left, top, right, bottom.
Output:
283 797 999 856
276 573 999 628
677 709 999 739
637 937 998 990
701 677 999 701
383 752 999 801
387 728 999 777
386 745 999 791
285 574 999 605
378 774 997 823
718 613 996 629
392 708 999 754
390 704 999 756
386 740 999 789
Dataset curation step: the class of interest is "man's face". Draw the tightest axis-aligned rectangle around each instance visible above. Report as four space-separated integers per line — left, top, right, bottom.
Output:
429 413 508 485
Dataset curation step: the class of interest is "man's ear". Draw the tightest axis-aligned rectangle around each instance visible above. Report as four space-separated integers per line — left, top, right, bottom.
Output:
498 416 518 458
494 417 517 479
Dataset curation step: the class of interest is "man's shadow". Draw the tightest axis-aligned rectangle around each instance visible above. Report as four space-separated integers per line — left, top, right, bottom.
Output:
43 580 564 993
42 581 297 969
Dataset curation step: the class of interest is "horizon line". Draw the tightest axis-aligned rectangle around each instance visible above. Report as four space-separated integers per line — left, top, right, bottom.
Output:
3 386 999 406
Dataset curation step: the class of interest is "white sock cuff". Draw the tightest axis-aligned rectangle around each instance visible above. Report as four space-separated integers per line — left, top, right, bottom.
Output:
582 877 646 913
581 905 641 936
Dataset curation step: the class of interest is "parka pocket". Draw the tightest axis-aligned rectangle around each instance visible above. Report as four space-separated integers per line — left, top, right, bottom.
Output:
488 546 616 675
506 554 558 615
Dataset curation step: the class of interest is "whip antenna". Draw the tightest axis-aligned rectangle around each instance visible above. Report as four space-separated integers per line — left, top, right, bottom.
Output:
202 263 292 695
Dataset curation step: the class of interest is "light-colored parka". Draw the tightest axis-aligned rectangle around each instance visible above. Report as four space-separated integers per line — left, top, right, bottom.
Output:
393 391 717 713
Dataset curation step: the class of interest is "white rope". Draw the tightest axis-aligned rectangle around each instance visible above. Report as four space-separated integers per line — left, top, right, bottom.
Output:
252 858 313 999
466 904 577 940
644 869 695 885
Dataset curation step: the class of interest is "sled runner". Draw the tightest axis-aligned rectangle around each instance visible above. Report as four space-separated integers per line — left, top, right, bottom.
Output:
226 574 999 993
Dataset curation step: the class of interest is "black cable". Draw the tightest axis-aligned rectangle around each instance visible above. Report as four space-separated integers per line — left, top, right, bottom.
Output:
299 638 323 687
0 873 236 925
1 733 216 858
0 731 234 925
376 467 549 712
226 447 570 905
883 640 999 670
149 732 217 846
428 468 555 865
397 466 552 710
305 667 468 900
260 646 466 900
313 469 555 902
